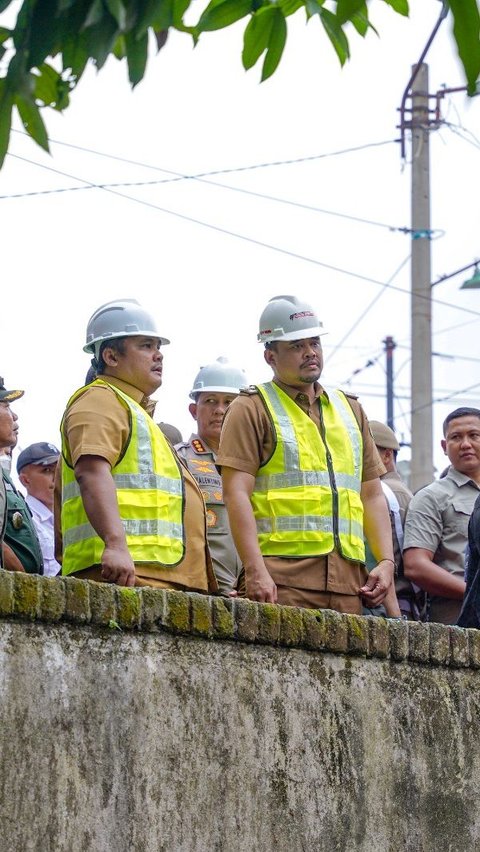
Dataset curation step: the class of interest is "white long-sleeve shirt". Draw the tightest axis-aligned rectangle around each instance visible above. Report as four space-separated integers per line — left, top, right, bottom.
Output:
25 494 61 577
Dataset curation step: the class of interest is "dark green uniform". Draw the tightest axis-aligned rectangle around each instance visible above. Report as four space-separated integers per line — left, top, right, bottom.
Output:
2 471 43 574
0 473 6 569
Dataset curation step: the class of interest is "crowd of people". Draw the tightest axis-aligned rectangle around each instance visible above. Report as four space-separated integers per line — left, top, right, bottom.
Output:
1 294 480 629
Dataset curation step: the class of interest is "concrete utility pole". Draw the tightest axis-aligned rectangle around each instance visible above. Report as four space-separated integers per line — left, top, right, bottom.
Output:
410 63 434 492
384 335 396 431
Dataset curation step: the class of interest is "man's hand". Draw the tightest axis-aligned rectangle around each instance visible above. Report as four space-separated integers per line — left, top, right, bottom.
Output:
75 455 136 587
360 559 394 607
245 562 278 603
222 467 278 603
101 544 135 587
2 542 26 572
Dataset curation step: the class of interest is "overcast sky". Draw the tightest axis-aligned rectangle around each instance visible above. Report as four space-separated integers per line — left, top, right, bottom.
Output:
1 0 479 477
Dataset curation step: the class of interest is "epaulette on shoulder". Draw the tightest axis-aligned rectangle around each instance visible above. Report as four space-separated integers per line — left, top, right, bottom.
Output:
240 385 259 396
341 390 359 401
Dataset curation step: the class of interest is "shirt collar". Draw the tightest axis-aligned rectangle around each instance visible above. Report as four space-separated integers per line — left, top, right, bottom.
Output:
100 376 155 414
25 493 52 520
447 465 480 489
272 379 325 404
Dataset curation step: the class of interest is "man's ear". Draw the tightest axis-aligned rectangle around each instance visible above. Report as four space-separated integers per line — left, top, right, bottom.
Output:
101 346 118 367
264 348 275 368
189 403 198 421
18 471 28 488
441 439 447 456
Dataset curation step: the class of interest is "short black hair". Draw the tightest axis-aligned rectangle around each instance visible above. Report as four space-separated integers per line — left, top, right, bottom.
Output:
443 407 480 436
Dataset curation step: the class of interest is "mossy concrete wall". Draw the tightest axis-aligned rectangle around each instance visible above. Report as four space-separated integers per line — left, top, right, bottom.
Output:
0 572 479 852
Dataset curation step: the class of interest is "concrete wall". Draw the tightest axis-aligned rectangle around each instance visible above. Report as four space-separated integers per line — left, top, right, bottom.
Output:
0 572 479 852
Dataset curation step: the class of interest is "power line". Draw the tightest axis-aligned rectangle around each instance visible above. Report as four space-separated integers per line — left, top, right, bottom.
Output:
4 137 415 237
5 153 480 327
444 121 480 152
410 381 480 415
324 254 411 366
11 128 397 176
395 342 480 364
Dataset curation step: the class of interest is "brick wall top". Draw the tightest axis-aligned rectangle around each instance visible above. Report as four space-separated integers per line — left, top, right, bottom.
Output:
0 571 478 669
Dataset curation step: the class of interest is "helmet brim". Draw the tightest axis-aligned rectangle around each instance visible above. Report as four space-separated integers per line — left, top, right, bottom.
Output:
83 332 170 354
258 325 328 343
189 385 242 400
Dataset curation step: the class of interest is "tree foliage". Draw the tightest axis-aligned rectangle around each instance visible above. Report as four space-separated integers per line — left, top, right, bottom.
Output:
0 0 478 167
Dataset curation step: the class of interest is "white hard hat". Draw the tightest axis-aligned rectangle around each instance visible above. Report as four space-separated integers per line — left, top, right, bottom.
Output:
257 295 326 343
84 299 169 357
189 357 248 399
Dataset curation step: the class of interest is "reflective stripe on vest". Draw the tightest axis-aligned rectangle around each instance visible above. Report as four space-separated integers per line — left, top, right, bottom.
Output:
252 383 365 561
61 379 185 574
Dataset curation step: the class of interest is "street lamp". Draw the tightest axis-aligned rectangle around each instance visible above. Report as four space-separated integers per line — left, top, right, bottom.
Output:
431 260 480 290
460 264 480 290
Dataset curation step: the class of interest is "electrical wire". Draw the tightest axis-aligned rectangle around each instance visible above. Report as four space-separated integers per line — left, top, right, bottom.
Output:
5 151 480 323
410 381 480 415
4 136 416 236
444 121 480 152
11 128 397 176
324 254 411 366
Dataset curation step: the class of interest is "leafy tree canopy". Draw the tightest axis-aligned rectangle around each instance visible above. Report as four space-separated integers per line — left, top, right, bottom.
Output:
0 0 478 168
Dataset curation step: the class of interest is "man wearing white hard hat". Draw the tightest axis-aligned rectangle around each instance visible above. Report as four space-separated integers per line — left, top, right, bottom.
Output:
218 295 394 614
176 357 248 595
57 299 217 593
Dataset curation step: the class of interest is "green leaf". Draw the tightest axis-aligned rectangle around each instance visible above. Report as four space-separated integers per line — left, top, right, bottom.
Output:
381 0 409 15
125 28 148 85
28 0 62 66
154 29 169 50
449 0 480 96
32 63 70 110
242 6 276 70
15 93 49 152
172 0 191 27
261 8 286 81
305 0 325 19
62 36 90 80
319 7 349 65
105 0 127 29
112 33 126 58
278 0 303 16
350 3 376 37
336 0 365 25
83 0 106 29
33 63 60 105
135 0 173 36
0 80 13 168
0 27 11 43
197 0 252 33
83 16 120 69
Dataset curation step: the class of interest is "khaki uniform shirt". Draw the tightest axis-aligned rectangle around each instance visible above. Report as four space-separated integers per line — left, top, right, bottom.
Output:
403 467 480 623
217 381 385 596
58 377 214 592
176 434 242 595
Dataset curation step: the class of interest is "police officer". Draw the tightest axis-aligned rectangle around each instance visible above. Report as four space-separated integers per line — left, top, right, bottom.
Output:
0 379 43 574
217 295 394 614
176 357 248 595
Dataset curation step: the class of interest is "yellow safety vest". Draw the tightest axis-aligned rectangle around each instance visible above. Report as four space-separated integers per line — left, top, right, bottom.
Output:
252 383 365 562
61 379 185 575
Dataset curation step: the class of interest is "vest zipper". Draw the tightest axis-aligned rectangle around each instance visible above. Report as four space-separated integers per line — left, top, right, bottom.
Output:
317 399 342 554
